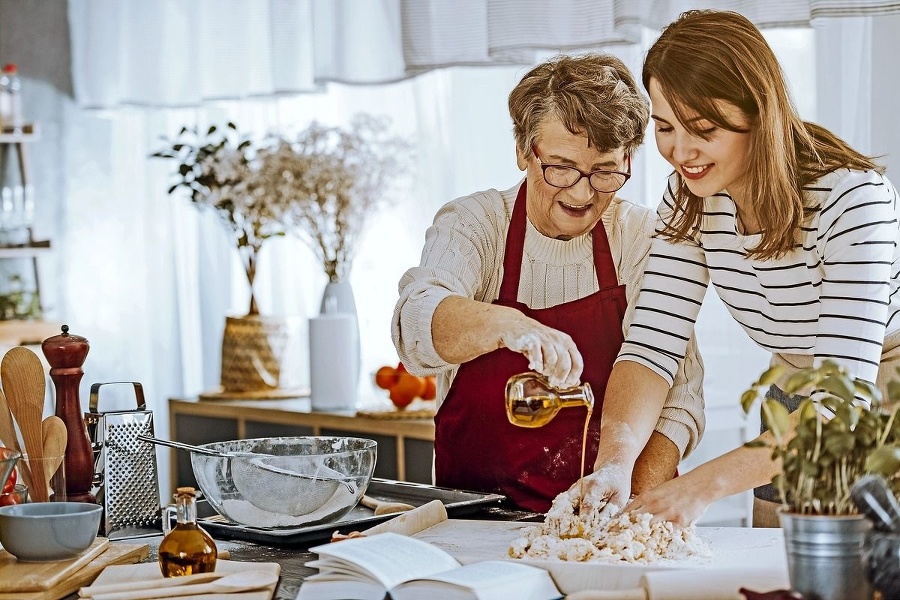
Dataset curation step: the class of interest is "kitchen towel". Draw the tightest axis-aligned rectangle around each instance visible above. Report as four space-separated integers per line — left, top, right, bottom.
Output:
309 313 359 411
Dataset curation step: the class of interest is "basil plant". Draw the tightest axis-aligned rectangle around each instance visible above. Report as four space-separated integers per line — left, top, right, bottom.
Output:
741 360 900 515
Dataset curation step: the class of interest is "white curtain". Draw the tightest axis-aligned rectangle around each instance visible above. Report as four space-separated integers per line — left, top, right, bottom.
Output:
68 0 900 109
58 1 900 497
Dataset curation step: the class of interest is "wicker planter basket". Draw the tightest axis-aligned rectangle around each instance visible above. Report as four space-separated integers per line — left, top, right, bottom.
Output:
220 315 294 393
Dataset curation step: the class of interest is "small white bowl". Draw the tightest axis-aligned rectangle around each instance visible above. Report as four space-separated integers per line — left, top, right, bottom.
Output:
0 502 102 562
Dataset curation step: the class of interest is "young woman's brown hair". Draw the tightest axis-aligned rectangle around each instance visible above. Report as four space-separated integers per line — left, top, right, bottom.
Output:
643 9 882 259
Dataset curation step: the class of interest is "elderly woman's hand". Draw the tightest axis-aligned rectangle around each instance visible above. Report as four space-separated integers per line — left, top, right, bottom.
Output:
500 320 583 388
568 463 631 517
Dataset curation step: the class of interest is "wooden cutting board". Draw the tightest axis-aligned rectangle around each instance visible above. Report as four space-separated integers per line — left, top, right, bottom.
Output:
88 559 282 600
0 541 148 600
413 520 789 595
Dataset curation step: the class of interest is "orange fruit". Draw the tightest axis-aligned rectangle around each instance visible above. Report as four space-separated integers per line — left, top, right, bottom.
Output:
421 376 436 400
389 373 427 409
389 386 416 410
394 373 427 398
396 362 407 374
374 366 398 390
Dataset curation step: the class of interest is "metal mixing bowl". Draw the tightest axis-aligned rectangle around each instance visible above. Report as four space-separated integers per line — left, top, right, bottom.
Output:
190 436 376 528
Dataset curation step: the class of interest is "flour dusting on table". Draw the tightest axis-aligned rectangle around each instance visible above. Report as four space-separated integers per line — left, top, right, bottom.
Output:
508 491 711 563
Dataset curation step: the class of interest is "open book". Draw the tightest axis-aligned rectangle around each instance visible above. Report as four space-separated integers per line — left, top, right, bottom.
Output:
295 532 562 600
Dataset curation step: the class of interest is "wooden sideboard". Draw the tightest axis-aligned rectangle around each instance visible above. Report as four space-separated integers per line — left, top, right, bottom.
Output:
168 397 435 493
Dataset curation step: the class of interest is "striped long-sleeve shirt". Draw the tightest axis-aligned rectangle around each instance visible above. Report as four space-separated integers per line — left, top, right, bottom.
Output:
619 169 900 393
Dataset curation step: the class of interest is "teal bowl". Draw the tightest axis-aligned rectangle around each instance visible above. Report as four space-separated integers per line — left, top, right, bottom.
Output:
0 502 102 561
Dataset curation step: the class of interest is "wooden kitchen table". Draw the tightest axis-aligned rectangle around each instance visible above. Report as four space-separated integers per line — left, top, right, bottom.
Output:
59 506 538 600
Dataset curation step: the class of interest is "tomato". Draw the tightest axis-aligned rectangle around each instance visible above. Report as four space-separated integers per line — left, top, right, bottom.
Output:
1 467 15 494
0 489 21 506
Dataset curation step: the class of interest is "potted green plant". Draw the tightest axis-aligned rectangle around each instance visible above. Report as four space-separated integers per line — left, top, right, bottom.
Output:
152 123 299 395
152 117 411 397
741 360 900 600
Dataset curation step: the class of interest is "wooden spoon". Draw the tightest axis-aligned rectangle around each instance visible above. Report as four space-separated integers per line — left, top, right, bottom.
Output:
90 570 279 600
361 494 415 515
0 385 32 491
41 416 67 498
1 347 48 501
0 386 21 454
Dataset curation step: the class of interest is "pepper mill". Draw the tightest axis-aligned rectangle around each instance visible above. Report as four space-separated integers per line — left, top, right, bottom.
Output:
42 325 96 503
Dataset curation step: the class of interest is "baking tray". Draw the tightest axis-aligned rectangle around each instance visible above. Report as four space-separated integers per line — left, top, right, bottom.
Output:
193 478 505 546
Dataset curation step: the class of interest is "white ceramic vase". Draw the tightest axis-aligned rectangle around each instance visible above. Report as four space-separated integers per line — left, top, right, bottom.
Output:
309 281 361 411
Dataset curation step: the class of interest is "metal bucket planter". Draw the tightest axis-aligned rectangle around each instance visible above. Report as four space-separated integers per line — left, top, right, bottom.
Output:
779 511 872 600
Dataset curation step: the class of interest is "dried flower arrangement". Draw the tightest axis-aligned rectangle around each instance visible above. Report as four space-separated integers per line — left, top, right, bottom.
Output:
275 114 412 282
151 123 294 315
741 360 900 515
153 115 411 314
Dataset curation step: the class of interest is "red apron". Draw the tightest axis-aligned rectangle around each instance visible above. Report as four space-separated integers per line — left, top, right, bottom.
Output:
434 182 627 512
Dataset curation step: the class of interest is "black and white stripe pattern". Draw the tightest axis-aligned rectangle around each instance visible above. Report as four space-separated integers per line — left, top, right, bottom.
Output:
619 169 900 386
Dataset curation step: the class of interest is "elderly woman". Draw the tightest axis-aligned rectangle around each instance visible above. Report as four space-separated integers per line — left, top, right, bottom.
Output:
391 54 705 512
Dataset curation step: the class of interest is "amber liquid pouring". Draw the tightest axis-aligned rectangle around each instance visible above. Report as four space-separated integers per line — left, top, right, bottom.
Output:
158 523 218 577
580 406 592 510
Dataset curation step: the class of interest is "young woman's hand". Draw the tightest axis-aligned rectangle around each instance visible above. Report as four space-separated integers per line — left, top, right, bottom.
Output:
625 475 711 528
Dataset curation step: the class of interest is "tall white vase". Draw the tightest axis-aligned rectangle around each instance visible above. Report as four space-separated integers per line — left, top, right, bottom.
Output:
309 280 361 411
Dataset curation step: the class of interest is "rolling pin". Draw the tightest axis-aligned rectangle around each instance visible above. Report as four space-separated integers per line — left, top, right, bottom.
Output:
565 568 790 600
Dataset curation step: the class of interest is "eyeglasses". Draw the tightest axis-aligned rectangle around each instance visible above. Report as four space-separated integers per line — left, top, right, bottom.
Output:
531 145 631 193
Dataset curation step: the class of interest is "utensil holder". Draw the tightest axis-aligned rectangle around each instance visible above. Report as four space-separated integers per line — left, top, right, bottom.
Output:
85 381 161 539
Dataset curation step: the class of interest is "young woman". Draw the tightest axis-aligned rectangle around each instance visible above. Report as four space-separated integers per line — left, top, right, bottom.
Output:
580 9 900 526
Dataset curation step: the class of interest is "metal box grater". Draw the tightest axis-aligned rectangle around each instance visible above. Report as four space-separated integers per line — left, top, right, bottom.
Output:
84 381 162 539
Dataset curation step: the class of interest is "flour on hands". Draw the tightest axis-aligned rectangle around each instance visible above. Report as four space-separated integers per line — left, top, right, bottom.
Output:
503 332 581 388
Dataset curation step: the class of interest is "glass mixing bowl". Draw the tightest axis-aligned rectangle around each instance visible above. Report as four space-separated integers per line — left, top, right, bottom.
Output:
190 436 376 528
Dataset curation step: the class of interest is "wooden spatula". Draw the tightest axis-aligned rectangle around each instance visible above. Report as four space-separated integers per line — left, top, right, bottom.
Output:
1 346 49 501
42 415 67 498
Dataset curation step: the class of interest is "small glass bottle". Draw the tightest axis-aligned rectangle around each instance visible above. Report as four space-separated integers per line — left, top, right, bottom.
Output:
159 487 217 577
505 372 594 428
0 64 22 131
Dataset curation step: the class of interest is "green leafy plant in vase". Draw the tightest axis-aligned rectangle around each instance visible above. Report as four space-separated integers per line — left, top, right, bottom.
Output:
741 360 900 600
152 123 299 394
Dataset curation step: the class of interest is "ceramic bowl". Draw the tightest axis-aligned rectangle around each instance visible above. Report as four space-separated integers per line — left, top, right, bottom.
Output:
190 436 376 528
0 501 102 561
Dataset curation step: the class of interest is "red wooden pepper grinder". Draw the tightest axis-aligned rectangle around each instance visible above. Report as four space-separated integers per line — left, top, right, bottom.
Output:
42 325 96 503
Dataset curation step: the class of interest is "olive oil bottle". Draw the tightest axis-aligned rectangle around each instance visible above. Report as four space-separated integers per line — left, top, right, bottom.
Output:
159 487 217 577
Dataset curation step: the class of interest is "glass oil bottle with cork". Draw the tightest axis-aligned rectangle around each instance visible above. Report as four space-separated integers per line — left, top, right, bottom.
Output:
505 371 594 427
159 487 217 577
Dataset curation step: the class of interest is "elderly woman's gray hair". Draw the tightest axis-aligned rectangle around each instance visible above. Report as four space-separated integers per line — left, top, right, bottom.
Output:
509 53 649 158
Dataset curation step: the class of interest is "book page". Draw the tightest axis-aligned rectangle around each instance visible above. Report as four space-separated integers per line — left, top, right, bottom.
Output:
392 560 562 600
310 532 461 590
404 560 552 588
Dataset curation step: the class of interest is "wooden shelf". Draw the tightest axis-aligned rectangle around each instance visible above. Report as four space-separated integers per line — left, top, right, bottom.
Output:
0 123 39 142
0 320 62 345
0 240 52 258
